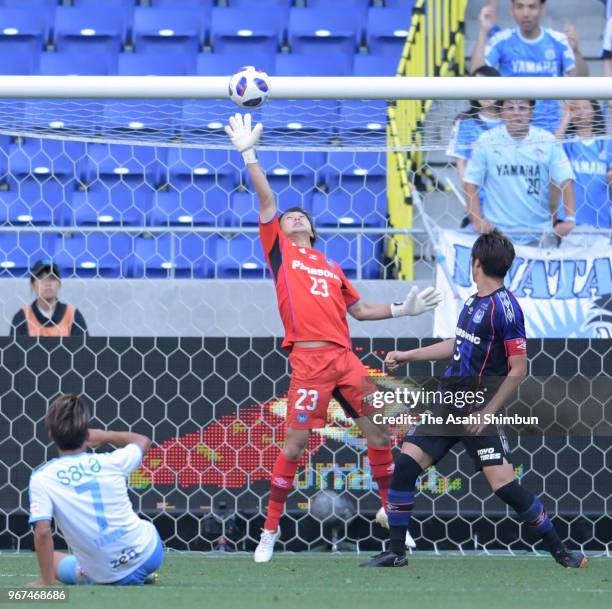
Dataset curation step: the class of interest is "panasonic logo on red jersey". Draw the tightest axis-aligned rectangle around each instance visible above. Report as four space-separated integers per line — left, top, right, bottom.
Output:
291 259 340 281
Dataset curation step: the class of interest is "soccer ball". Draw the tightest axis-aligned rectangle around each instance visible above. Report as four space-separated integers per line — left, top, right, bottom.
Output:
228 66 270 108
310 491 356 523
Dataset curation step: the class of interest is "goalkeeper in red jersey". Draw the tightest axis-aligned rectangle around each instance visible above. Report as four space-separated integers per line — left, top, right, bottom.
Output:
225 113 443 562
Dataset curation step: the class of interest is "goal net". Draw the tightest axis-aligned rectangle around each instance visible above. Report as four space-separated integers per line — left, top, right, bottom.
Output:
0 77 611 555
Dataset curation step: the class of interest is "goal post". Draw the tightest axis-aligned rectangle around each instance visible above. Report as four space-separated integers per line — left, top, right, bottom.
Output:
0 76 611 554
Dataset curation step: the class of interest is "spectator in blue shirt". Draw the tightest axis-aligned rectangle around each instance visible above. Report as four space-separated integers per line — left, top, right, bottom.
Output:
447 66 503 227
555 100 612 229
471 0 588 133
464 99 576 245
447 66 503 181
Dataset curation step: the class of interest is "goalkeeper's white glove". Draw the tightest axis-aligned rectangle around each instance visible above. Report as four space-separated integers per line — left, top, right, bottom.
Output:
224 112 263 165
391 286 443 317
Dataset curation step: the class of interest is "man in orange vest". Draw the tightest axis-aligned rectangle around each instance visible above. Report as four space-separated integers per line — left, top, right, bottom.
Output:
10 259 88 337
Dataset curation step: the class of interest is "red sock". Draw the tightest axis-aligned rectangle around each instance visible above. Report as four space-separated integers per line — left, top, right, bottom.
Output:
263 453 299 531
367 445 394 508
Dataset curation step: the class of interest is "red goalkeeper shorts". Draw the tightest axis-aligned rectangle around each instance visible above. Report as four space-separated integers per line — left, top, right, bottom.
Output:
285 344 377 430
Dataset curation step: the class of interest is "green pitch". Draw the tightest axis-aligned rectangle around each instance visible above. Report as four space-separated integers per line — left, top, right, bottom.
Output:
1 553 610 609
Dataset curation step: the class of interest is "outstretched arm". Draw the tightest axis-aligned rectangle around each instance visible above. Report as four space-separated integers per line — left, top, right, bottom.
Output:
384 339 455 371
247 162 276 223
225 113 275 221
348 286 442 321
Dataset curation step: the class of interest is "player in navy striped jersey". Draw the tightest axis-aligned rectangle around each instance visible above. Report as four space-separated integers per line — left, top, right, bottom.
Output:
362 230 587 569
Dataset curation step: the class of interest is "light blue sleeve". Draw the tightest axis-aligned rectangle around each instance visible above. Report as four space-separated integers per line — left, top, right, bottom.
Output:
550 143 575 186
484 34 502 68
558 34 576 74
463 135 488 186
447 118 473 160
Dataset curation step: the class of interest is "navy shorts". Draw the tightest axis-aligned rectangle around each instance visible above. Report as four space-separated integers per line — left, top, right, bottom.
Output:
404 421 512 471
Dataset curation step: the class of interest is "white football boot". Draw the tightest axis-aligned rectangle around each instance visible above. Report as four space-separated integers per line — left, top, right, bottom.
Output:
254 528 280 563
376 506 416 549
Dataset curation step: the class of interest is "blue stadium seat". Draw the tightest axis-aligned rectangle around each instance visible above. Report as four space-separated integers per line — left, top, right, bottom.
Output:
319 234 358 278
1 0 58 6
72 0 136 7
353 53 398 76
181 99 249 136
306 0 370 21
0 47 40 76
311 190 386 228
128 233 214 278
289 7 360 55
367 8 411 55
166 147 240 193
132 7 204 55
147 188 217 226
0 179 70 226
214 234 267 279
102 99 181 133
339 100 387 140
275 52 352 76
325 151 386 194
54 7 126 55
7 139 84 183
319 234 384 279
251 150 321 209
258 150 326 179
70 183 153 226
228 0 290 10
39 51 115 75
70 0 135 25
0 8 47 71
228 191 259 226
0 232 58 278
0 134 9 178
210 8 281 54
82 143 165 188
148 185 241 227
383 0 417 9
261 100 339 143
118 52 195 75
22 99 101 133
196 52 275 76
54 232 132 278
0 51 38 74
151 0 213 6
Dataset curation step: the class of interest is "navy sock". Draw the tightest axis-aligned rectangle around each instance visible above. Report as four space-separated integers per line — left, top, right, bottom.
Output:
496 480 563 554
387 453 421 555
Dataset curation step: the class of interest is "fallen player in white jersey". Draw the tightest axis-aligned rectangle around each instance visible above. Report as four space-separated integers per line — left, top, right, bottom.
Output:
29 394 163 586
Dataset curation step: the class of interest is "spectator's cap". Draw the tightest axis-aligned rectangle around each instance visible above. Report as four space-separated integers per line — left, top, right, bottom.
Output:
30 258 61 280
